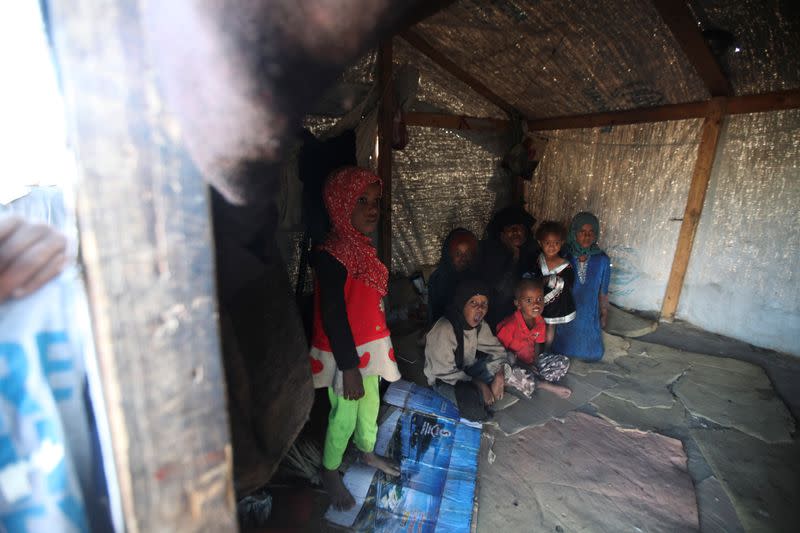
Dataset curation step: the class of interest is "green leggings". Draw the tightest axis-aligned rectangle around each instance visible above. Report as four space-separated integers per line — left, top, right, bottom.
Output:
322 375 380 470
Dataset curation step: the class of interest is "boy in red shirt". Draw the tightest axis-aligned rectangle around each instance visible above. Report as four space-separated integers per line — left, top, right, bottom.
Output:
496 279 571 398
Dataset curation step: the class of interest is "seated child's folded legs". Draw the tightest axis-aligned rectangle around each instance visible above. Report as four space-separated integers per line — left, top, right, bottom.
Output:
433 380 458 405
463 353 495 385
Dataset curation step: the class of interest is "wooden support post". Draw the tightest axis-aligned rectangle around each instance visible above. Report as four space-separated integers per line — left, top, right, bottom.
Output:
47 2 235 531
378 39 394 269
660 98 727 321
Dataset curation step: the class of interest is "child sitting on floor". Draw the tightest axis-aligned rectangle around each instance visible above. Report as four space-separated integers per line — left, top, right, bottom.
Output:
424 279 507 422
496 279 571 398
308 167 402 511
526 221 576 350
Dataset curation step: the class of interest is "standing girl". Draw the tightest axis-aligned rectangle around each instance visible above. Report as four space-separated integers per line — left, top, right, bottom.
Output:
551 212 611 361
308 167 401 510
526 221 576 350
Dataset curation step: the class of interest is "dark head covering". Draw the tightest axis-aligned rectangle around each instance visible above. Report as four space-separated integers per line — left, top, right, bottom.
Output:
439 228 478 269
445 278 490 369
567 212 603 257
320 166 388 295
480 207 539 329
427 228 478 326
486 205 536 240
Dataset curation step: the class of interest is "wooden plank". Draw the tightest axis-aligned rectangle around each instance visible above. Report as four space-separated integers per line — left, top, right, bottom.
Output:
400 29 518 117
660 98 727 321
526 89 800 131
726 89 800 115
47 2 236 532
405 111 510 130
528 101 712 130
378 39 394 268
651 0 732 96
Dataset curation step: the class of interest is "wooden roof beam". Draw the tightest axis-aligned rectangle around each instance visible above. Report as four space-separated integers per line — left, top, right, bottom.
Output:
652 0 732 97
528 101 711 130
405 112 510 131
399 29 519 117
526 89 800 131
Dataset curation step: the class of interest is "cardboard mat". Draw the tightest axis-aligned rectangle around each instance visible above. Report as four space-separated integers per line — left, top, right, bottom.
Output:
326 381 482 532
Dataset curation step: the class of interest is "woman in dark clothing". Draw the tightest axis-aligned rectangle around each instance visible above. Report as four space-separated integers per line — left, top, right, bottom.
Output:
427 228 479 328
478 206 539 331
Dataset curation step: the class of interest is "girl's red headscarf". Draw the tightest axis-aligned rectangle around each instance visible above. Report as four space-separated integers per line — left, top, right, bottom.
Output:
321 167 388 296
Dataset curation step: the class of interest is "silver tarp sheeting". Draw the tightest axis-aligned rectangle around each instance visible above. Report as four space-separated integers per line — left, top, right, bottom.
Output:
526 119 703 312
280 40 514 286
680 109 800 356
689 0 800 95
279 121 511 283
392 126 510 275
527 110 800 356
279 0 799 360
415 0 710 118
394 38 506 118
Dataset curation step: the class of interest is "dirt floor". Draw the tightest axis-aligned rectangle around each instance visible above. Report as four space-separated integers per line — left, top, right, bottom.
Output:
250 311 800 532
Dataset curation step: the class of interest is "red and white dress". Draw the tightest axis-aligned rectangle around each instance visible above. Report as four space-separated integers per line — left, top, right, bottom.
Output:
309 273 400 395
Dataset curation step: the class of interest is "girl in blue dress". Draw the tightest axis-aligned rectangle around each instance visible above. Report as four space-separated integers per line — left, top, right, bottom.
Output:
551 212 611 361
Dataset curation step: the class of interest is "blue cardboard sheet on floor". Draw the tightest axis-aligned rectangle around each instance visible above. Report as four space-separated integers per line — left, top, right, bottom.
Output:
325 380 482 532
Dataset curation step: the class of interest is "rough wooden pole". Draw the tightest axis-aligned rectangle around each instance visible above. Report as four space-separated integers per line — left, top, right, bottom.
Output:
378 39 394 269
660 98 727 321
47 1 236 531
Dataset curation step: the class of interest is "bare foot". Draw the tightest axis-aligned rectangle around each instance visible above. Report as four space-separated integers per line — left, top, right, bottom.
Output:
476 381 495 406
539 381 572 399
491 372 504 400
361 451 401 477
321 468 355 511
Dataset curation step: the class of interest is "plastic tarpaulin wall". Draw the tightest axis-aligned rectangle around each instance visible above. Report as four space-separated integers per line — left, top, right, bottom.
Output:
689 0 800 96
679 109 800 356
391 126 510 275
280 123 510 284
526 119 703 311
